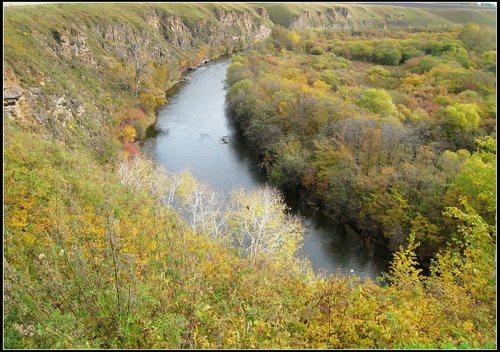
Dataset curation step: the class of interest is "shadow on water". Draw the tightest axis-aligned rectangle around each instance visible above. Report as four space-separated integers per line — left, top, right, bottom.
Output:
224 112 268 185
283 186 391 280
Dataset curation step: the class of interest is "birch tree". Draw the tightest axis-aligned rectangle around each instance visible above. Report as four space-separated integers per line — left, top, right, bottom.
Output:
226 185 304 264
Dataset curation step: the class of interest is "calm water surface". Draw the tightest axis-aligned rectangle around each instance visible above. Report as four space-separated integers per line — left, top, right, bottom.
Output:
144 57 390 280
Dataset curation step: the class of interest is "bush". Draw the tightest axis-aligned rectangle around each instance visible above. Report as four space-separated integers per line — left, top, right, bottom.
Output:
357 88 396 114
139 92 167 115
310 47 324 55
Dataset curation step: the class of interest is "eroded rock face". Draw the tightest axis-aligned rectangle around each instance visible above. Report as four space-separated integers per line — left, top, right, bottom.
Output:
52 29 97 65
256 7 270 20
50 96 85 127
290 7 353 30
91 7 272 69
146 7 272 50
192 9 272 47
337 7 352 19
158 14 193 47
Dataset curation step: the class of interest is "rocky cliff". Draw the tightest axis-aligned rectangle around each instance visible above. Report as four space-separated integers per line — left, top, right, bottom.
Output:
288 7 354 30
3 3 272 154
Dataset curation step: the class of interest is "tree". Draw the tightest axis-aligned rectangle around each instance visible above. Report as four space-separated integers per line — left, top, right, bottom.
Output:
427 200 496 337
118 125 137 143
226 79 257 127
452 137 496 224
367 66 390 81
349 42 373 61
357 88 396 114
313 141 359 220
319 70 341 90
373 42 402 65
123 43 150 97
384 232 423 291
429 63 469 93
410 55 443 74
289 30 301 51
270 139 309 188
480 50 496 72
440 103 480 133
226 61 252 86
458 23 496 52
225 185 304 264
437 149 470 182
118 156 228 242
379 119 418 165
179 174 228 242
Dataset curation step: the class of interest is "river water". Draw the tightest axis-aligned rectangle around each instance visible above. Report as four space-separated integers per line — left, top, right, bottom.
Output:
144 56 390 280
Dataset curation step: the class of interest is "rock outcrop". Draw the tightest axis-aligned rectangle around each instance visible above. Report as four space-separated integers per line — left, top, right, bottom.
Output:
51 29 97 65
3 83 25 119
289 7 354 30
46 7 273 70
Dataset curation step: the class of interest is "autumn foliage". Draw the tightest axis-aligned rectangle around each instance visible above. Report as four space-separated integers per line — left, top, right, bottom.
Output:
226 25 496 263
3 5 496 348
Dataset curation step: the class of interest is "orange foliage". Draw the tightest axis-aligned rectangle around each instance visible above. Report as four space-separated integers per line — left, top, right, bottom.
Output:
124 141 139 156
115 107 147 124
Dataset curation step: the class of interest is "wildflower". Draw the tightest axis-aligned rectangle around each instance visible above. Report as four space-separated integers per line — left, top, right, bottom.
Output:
13 323 35 336
38 253 45 261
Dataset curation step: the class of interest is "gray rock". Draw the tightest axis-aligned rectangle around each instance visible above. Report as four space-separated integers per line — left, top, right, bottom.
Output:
28 87 42 94
3 84 24 100
33 112 48 124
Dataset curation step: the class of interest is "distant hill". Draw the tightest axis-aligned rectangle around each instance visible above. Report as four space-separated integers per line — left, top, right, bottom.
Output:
259 2 497 28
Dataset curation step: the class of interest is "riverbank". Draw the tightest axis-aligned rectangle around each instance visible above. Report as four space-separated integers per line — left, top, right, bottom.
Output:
143 57 390 278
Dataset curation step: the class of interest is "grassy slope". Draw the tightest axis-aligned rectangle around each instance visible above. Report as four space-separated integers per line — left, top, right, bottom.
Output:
3 119 318 349
259 2 496 28
428 8 497 26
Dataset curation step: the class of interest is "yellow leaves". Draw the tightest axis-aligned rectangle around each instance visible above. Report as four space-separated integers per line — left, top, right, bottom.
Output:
118 125 137 143
278 101 287 115
139 92 166 115
289 31 301 48
284 68 307 85
176 170 198 205
147 240 157 252
403 73 424 87
6 208 30 231
23 233 37 246
299 84 314 94
312 79 332 92
179 59 189 70
462 321 474 333
384 232 423 292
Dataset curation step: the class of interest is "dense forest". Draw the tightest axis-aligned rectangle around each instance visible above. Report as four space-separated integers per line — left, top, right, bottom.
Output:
226 23 496 264
3 3 497 349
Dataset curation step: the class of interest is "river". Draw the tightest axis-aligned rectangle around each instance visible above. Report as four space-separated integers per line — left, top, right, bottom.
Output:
143 56 390 280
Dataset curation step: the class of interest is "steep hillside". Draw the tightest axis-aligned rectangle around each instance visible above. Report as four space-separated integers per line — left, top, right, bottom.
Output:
259 2 496 29
3 3 272 158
